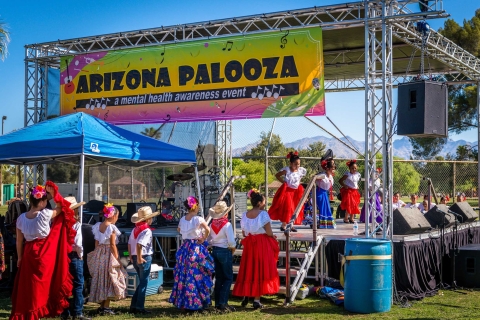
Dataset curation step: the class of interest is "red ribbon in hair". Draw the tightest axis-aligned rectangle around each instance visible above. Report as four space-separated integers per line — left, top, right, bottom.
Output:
286 151 299 158
321 160 328 170
346 159 357 166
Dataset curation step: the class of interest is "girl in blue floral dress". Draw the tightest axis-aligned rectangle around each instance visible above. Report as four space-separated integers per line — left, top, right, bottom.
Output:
169 196 214 311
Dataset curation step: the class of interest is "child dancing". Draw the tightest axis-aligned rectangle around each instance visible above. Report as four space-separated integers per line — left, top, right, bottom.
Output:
339 159 361 223
169 196 214 311
317 158 337 229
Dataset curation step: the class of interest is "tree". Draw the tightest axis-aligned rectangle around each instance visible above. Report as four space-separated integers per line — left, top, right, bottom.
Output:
242 132 286 160
409 137 448 160
140 127 162 139
392 159 421 195
0 22 9 60
410 10 480 159
232 159 274 191
47 163 78 183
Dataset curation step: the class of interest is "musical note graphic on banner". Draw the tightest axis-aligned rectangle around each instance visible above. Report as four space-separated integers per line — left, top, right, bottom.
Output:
280 30 289 49
94 99 100 108
273 85 285 99
97 98 105 109
85 98 94 110
258 87 270 100
104 110 109 120
251 86 262 99
102 98 111 109
222 41 233 51
164 114 171 122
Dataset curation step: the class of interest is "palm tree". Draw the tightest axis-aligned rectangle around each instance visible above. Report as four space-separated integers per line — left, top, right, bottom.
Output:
0 22 10 60
140 127 162 139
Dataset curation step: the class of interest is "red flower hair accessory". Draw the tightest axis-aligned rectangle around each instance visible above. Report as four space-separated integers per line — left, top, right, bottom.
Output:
103 203 116 218
247 188 260 199
286 151 299 158
376 168 382 173
346 159 357 166
31 185 46 199
321 160 328 170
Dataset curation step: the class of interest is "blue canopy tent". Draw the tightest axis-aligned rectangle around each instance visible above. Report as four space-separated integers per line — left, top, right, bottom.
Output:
0 112 204 217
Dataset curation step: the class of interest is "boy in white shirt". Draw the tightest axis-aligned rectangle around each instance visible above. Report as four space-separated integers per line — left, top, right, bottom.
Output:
128 207 159 314
208 201 236 312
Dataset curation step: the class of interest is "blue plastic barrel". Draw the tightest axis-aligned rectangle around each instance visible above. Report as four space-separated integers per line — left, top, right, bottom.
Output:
343 238 392 313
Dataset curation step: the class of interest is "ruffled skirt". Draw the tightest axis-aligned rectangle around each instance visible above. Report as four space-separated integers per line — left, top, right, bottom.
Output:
232 234 280 297
268 183 304 224
317 188 336 229
169 239 214 310
360 192 383 223
340 187 361 214
10 212 75 320
87 244 127 303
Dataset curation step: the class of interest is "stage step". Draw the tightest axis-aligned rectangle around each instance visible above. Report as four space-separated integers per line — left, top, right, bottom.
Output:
233 265 299 277
233 249 308 259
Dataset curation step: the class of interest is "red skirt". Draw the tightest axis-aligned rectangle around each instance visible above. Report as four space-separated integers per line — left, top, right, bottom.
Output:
268 183 304 224
10 211 75 320
232 234 280 297
340 187 361 214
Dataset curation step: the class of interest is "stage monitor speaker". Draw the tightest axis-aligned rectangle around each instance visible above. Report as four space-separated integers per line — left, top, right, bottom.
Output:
455 244 480 288
126 202 157 227
424 204 455 228
449 201 478 223
393 207 431 235
397 80 448 137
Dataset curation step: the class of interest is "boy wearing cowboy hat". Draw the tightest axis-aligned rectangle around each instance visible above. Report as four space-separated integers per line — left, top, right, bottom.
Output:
61 197 91 320
127 206 159 314
207 201 236 312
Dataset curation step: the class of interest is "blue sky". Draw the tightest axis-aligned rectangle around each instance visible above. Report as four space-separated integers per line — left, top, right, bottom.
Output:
0 0 479 148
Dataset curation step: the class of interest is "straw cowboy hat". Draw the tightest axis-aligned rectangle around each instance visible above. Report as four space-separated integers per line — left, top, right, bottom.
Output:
64 196 86 210
131 206 160 223
208 201 234 219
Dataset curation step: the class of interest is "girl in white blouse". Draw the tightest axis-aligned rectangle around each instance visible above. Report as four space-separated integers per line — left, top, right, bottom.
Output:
87 204 127 315
339 159 362 223
269 151 307 231
233 189 279 309
169 196 214 311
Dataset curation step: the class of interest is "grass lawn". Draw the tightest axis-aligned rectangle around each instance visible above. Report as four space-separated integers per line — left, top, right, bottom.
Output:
1 288 480 319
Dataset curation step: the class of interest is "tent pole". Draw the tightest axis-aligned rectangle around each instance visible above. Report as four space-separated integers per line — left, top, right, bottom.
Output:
107 165 110 203
78 154 85 224
194 165 204 217
131 168 134 203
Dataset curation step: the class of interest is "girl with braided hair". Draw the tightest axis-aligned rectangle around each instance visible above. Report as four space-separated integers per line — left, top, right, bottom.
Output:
268 151 306 231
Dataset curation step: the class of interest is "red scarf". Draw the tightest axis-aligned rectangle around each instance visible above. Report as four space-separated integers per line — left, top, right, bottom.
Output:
211 217 229 234
133 221 153 239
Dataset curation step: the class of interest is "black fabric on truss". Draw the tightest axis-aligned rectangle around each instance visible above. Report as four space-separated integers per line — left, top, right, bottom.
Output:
325 226 480 300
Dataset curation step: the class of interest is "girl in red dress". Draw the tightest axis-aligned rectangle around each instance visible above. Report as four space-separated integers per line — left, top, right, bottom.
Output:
339 160 361 223
232 189 279 309
10 182 76 320
268 151 306 231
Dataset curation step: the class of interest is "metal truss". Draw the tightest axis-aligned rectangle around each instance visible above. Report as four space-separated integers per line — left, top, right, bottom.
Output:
392 20 480 81
25 47 49 127
216 120 232 186
363 0 394 239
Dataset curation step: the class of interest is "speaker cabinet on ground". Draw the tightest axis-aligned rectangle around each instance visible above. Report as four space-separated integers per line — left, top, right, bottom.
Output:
393 207 431 235
126 202 157 227
455 244 480 288
449 202 478 223
424 204 455 228
397 80 448 137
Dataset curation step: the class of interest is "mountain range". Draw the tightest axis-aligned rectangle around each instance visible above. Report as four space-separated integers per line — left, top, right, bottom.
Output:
232 136 475 159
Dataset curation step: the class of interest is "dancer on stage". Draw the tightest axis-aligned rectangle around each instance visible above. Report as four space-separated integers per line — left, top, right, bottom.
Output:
169 196 214 311
88 204 127 315
339 159 361 223
233 189 279 309
208 201 236 312
269 151 306 231
360 168 383 224
316 157 337 229
11 181 77 320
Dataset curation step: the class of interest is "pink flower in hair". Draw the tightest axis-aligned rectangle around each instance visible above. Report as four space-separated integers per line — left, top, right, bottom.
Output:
103 203 115 218
187 196 198 210
31 185 47 199
247 188 259 199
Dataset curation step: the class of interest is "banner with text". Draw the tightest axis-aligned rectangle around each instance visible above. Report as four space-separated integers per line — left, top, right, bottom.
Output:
60 28 325 124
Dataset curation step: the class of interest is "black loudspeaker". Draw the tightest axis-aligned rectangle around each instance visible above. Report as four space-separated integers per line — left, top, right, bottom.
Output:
397 80 448 137
424 204 455 228
455 244 480 288
449 201 478 223
393 207 431 234
126 202 157 227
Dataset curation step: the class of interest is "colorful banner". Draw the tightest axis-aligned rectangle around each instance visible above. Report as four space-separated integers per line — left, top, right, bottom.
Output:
60 28 325 124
